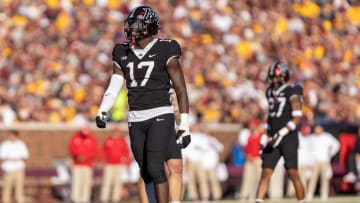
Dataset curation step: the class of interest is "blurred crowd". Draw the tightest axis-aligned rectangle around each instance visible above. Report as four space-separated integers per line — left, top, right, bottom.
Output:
0 0 359 127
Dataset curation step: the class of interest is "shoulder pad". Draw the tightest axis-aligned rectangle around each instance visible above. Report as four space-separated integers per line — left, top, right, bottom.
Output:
158 39 180 47
113 42 130 53
119 42 130 48
291 84 303 95
158 38 181 58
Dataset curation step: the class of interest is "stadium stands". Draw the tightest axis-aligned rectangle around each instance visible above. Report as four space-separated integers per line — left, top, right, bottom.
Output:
0 0 359 201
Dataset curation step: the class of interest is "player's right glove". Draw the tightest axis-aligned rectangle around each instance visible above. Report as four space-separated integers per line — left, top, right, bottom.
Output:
96 111 108 128
268 132 282 148
268 127 290 148
176 129 191 148
176 113 191 148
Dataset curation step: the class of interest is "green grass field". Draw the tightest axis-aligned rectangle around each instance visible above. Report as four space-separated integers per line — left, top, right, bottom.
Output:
120 196 360 203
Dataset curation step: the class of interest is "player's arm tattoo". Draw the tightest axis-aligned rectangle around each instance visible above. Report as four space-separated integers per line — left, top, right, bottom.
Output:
167 57 189 113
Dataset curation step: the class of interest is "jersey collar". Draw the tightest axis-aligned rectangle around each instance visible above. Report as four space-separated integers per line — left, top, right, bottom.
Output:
273 83 289 96
131 38 158 60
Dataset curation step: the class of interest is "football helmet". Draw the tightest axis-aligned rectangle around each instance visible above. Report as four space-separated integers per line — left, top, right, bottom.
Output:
267 61 290 86
124 6 160 41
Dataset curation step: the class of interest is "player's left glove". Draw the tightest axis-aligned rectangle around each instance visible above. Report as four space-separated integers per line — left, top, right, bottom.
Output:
176 113 191 148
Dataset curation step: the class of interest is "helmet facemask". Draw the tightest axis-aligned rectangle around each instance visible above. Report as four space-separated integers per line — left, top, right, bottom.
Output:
124 6 159 41
124 17 148 41
267 62 290 87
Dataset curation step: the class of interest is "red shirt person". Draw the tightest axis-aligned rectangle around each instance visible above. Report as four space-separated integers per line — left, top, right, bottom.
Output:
102 126 131 165
68 126 98 167
244 119 263 159
239 118 263 200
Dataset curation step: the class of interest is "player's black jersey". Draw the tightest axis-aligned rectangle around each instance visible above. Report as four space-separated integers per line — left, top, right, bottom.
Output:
112 38 181 111
266 83 303 135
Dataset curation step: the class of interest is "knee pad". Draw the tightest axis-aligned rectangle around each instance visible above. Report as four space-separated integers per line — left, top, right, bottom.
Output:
146 163 168 184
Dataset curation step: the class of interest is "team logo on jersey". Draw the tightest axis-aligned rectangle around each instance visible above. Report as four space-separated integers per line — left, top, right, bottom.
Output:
121 56 128 60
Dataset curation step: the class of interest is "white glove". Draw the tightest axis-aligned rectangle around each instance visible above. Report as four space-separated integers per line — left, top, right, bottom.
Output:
176 113 191 148
268 127 289 148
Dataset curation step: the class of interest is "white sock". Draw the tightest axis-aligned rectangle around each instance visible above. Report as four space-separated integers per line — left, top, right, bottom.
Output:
298 199 306 203
255 199 264 203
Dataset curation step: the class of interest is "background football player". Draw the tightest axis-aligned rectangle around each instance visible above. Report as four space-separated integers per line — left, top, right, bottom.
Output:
96 5 190 203
255 61 305 203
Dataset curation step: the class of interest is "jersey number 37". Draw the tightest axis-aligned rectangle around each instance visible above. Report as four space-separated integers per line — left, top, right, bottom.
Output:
268 97 286 118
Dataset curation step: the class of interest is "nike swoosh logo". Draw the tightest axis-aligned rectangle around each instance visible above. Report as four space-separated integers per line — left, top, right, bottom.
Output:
149 54 157 58
156 118 164 122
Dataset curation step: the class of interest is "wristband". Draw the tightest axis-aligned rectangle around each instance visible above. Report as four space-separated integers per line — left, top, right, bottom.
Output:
278 127 290 137
179 113 189 130
292 110 303 117
286 121 296 131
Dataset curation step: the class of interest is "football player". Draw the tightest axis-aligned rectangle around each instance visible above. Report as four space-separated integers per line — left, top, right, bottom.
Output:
96 6 190 203
255 61 305 203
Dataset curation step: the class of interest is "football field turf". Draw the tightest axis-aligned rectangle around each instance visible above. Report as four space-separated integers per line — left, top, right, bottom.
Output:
122 196 360 203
